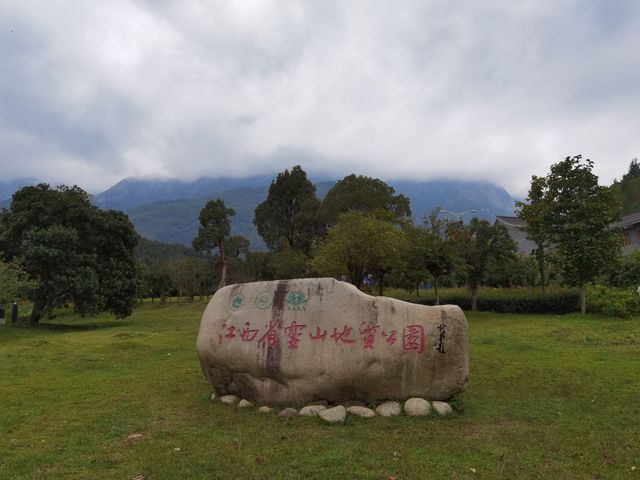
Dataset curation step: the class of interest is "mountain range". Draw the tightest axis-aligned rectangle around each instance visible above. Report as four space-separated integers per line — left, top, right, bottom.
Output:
1 175 517 250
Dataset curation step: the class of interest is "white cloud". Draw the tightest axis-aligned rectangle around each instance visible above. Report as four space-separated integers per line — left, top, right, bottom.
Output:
1 0 638 196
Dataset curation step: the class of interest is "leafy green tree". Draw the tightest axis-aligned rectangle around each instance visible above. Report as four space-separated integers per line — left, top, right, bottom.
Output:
161 256 211 302
321 174 411 226
253 166 322 254
454 218 517 311
309 212 406 294
485 253 538 288
0 261 34 306
418 208 457 305
144 265 173 303
0 184 138 323
516 175 552 293
243 251 274 282
192 199 235 289
270 243 309 280
604 250 640 288
398 224 429 296
522 155 622 313
622 158 640 182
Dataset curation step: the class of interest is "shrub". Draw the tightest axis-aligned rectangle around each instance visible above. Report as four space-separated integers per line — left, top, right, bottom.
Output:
402 287 581 314
586 285 640 318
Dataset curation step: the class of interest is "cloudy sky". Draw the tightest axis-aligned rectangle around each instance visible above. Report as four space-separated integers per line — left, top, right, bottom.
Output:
1 0 638 196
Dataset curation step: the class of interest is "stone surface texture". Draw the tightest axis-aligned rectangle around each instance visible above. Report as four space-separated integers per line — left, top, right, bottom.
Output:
197 278 469 405
347 406 376 418
319 405 346 423
376 401 402 417
299 405 327 416
237 399 253 408
219 394 239 405
404 397 431 416
432 401 453 416
258 406 274 414
279 408 297 418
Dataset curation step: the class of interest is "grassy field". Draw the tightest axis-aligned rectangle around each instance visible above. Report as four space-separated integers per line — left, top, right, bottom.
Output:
1 302 639 479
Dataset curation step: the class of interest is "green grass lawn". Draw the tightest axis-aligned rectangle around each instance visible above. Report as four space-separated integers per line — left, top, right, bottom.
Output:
1 302 639 479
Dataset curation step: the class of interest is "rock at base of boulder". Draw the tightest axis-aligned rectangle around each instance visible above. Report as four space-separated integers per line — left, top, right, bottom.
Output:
238 399 253 408
376 401 402 417
404 398 431 416
210 393 217 401
347 406 376 418
319 405 346 424
432 401 453 416
220 395 239 405
258 406 274 414
299 405 327 417
279 408 298 418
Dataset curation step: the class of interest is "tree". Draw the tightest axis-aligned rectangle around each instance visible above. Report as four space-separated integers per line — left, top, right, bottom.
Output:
605 250 640 288
525 156 621 313
622 158 640 182
418 208 457 305
270 242 309 280
321 174 411 226
192 199 235 289
309 212 406 294
516 175 552 293
454 218 517 311
161 256 211 302
0 261 34 306
253 166 322 254
0 184 139 323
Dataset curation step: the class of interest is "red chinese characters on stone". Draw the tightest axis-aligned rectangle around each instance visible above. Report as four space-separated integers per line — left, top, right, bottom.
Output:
360 323 380 349
225 325 237 339
381 330 397 346
330 325 356 344
240 322 259 342
284 320 307 349
218 319 428 354
257 320 279 348
309 327 328 341
402 324 425 353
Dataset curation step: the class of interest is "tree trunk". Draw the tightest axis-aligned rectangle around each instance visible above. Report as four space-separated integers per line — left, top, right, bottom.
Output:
470 283 478 312
434 276 440 306
29 305 42 324
218 237 227 289
416 281 420 297
537 252 546 294
580 283 586 314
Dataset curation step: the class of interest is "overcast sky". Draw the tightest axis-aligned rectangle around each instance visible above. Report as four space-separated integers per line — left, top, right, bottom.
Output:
1 1 638 196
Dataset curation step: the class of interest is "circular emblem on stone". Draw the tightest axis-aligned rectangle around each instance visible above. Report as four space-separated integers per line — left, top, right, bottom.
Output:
255 291 274 310
230 294 244 310
286 290 307 305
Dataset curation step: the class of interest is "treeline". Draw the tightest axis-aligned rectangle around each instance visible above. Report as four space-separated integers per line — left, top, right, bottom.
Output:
184 157 636 315
1 156 636 322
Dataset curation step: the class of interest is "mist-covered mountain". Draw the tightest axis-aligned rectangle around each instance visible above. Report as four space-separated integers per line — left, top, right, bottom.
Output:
126 187 270 250
0 174 517 249
391 180 515 220
93 174 288 211
99 176 515 249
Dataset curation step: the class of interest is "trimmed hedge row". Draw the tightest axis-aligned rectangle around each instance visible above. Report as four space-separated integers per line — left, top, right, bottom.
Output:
403 288 581 315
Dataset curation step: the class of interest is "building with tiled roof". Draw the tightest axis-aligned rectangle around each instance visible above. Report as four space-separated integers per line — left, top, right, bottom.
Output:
496 211 640 255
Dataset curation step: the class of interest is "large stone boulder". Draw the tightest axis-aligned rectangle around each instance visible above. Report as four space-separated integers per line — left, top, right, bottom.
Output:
197 278 469 405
